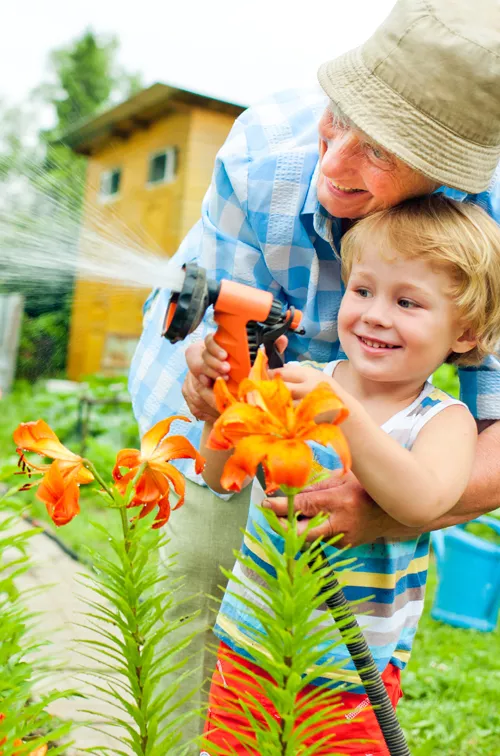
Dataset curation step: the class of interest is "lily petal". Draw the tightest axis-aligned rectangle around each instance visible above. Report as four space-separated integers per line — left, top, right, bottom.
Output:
206 422 233 451
14 420 79 462
239 375 293 427
220 435 273 491
152 494 171 529
213 377 237 414
248 349 270 381
303 424 352 473
220 454 253 492
295 383 349 429
149 436 205 475
113 448 142 480
159 463 186 510
37 461 80 527
140 416 191 458
135 467 171 503
265 439 313 491
57 459 94 485
211 403 282 446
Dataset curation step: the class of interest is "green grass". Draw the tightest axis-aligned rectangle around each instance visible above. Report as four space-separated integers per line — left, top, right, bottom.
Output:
399 560 500 755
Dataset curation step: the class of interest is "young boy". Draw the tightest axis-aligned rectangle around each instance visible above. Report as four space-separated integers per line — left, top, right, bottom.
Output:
197 195 500 755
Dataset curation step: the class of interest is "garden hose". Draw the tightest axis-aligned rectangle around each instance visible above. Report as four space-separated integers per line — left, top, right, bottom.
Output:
317 550 411 756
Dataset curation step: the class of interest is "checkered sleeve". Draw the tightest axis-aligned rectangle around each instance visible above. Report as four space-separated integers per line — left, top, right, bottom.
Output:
459 355 500 420
129 111 282 481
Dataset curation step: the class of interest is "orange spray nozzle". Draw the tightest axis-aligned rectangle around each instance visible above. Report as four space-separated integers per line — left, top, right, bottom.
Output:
163 263 304 391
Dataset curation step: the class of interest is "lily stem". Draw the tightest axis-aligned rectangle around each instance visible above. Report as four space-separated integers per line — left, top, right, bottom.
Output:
83 460 115 501
117 470 148 754
277 492 297 753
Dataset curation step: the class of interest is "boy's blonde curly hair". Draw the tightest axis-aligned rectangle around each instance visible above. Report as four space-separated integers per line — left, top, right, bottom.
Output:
340 194 500 366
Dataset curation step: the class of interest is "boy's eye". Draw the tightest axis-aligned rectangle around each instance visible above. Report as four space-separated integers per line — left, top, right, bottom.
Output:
398 298 418 309
355 287 371 298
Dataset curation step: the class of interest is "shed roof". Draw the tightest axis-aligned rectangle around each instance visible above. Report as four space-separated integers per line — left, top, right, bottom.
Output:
62 83 246 155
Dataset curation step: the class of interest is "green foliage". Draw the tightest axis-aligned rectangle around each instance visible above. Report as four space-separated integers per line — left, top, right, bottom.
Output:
0 497 73 754
0 379 137 559
48 31 120 130
37 28 142 213
432 364 459 398
77 508 198 755
17 310 70 381
205 506 358 755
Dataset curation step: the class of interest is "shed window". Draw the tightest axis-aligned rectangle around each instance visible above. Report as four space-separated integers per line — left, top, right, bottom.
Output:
100 168 121 198
148 148 176 185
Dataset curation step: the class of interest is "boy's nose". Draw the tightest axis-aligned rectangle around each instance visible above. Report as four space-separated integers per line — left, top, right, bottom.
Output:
361 300 392 329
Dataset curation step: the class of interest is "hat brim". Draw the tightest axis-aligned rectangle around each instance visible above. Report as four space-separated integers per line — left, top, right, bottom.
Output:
318 47 498 194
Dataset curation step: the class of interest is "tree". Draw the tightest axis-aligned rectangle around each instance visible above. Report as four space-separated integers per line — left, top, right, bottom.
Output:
0 30 142 381
37 29 142 210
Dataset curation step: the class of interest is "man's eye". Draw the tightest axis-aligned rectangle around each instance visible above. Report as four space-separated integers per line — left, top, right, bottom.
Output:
367 144 390 164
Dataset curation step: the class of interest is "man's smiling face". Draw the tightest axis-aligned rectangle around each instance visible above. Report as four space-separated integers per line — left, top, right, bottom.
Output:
316 107 439 219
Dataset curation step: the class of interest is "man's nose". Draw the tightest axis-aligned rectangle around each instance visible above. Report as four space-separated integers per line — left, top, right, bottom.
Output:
321 132 360 176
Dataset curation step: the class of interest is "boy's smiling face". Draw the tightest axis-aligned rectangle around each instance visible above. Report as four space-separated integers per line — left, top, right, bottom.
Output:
338 244 476 386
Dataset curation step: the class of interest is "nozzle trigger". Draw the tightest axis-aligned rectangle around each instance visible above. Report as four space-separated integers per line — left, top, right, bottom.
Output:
261 307 298 369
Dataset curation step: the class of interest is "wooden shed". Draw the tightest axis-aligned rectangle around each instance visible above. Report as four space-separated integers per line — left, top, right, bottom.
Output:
64 83 245 379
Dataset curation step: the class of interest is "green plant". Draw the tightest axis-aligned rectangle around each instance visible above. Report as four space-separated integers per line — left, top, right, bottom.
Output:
13 416 203 754
0 491 73 754
207 507 358 755
17 311 70 382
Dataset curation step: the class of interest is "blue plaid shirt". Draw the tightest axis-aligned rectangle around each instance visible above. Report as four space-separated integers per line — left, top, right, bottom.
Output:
129 89 500 482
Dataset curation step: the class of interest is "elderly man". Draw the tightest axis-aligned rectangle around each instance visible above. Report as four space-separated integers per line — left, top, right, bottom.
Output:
129 0 500 746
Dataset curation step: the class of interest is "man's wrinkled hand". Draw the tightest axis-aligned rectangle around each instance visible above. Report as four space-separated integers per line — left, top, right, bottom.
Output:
182 371 219 422
262 470 399 546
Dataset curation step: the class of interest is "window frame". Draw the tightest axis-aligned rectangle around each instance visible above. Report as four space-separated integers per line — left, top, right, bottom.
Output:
146 146 177 187
99 166 122 202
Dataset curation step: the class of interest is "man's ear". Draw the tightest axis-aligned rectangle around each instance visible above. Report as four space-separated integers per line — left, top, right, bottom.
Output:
451 327 478 355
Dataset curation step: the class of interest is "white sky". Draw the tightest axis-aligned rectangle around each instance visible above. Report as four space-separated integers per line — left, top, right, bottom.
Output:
2 0 396 117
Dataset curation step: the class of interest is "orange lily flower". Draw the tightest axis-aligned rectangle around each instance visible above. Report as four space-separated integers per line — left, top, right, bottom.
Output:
112 416 205 529
0 713 48 755
207 350 350 493
14 420 94 527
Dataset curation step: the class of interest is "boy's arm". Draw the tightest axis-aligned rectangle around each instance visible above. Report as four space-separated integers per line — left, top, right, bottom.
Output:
341 396 477 527
278 365 477 527
200 421 236 494
263 422 499 547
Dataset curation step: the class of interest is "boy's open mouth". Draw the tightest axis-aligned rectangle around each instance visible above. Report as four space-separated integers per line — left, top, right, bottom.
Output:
357 335 401 350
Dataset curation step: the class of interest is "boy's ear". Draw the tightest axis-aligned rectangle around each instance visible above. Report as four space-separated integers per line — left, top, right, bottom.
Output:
451 326 477 355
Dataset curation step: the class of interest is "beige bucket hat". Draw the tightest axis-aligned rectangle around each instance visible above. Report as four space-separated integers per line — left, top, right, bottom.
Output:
318 0 500 194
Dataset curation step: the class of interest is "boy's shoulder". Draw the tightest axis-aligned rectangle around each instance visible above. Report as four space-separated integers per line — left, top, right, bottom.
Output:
420 384 461 407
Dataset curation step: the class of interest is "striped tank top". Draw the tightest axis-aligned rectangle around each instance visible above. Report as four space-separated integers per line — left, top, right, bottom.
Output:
214 365 465 692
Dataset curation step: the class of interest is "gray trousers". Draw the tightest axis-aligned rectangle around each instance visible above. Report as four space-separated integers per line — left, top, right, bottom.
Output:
158 479 251 751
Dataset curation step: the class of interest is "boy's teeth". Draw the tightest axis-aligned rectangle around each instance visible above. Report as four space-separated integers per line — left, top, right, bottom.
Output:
361 337 396 349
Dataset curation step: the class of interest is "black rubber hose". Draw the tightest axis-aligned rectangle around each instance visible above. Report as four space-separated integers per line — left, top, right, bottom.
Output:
318 554 411 756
